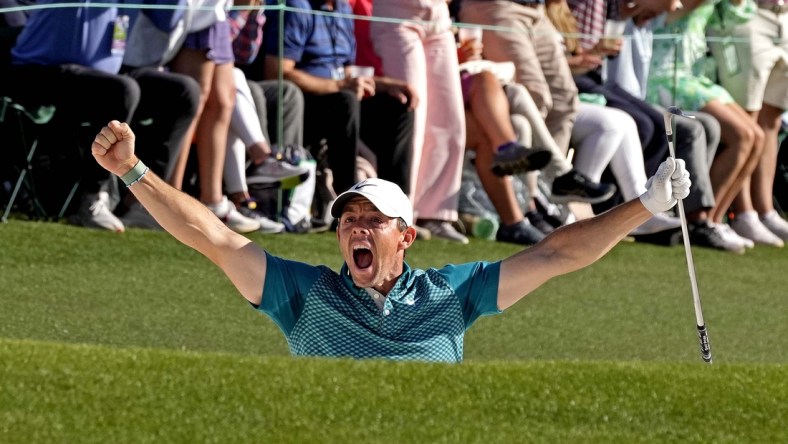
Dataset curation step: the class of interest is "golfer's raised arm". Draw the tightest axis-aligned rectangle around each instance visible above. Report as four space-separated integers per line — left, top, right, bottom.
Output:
91 121 268 306
496 158 691 310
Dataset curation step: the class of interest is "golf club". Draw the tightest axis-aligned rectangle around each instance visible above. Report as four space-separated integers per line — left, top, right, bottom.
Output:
663 106 712 364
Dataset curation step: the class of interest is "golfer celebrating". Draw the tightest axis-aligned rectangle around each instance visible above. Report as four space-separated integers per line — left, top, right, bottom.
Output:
93 121 690 362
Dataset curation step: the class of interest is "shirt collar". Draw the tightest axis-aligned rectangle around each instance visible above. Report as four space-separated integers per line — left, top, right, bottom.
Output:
339 261 414 301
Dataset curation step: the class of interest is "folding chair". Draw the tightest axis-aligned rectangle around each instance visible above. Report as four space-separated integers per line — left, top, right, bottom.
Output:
0 96 79 222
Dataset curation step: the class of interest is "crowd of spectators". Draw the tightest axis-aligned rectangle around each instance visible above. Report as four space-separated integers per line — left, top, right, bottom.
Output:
1 0 787 254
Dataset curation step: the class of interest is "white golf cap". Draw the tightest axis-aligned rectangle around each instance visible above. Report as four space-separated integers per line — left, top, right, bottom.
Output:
331 178 413 227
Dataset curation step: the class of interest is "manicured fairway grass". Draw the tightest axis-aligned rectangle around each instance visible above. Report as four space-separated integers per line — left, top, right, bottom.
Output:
1 220 787 442
2 339 786 444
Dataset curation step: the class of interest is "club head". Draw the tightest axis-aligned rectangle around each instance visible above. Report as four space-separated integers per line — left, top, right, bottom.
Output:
666 106 688 117
663 106 694 135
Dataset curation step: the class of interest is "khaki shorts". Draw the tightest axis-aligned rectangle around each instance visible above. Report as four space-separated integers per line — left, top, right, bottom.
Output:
711 8 788 111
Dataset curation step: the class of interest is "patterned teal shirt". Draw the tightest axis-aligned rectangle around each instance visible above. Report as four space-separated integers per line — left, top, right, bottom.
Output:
258 252 502 363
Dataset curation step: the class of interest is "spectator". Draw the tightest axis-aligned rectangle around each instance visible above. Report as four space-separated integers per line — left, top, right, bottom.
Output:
648 0 781 248
167 0 262 233
709 0 788 241
605 10 744 251
5 0 197 232
262 0 418 229
556 0 670 177
455 34 621 244
543 0 686 240
368 0 481 243
457 0 578 162
455 0 617 204
223 4 308 233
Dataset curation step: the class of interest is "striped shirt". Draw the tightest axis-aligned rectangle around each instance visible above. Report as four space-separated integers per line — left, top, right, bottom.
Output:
264 0 356 79
258 252 502 363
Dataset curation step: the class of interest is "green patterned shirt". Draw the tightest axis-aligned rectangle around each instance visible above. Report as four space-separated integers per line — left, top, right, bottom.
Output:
258 252 502 363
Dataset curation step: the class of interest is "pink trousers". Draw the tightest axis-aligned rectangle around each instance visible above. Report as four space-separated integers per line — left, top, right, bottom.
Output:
370 0 466 221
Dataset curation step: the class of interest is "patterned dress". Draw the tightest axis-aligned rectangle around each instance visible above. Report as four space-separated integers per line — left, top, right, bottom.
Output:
647 0 756 111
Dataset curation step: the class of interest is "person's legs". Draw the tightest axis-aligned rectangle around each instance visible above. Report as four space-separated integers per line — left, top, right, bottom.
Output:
169 26 260 233
461 0 578 153
359 94 414 194
127 67 200 181
7 64 140 230
167 48 214 191
303 90 359 194
374 3 466 225
577 76 668 176
466 71 552 176
751 103 784 215
259 79 305 147
504 82 571 178
570 104 622 185
701 100 760 224
466 110 544 245
194 61 235 204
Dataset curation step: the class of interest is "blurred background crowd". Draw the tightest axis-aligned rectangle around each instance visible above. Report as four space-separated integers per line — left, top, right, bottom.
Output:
1 0 787 254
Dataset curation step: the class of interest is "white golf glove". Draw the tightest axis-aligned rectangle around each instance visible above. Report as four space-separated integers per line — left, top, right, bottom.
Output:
639 157 691 215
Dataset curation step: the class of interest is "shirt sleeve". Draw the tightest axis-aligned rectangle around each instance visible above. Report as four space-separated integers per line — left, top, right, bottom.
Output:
437 261 502 329
258 251 325 335
708 0 757 30
142 0 187 32
263 2 310 62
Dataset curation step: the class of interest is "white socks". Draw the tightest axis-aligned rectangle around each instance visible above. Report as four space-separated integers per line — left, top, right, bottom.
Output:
731 211 784 248
760 210 788 241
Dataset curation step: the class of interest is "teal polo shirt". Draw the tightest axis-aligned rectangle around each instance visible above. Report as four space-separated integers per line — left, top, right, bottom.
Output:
258 252 502 363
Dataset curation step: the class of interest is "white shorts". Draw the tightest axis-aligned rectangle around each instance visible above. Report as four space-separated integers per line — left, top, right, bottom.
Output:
711 7 788 111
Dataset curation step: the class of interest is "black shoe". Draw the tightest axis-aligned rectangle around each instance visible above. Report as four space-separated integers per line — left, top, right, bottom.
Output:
491 144 553 176
551 170 617 204
496 219 546 245
525 209 555 235
688 221 744 253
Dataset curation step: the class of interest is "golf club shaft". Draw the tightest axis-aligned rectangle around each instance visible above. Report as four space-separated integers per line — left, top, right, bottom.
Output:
665 111 712 363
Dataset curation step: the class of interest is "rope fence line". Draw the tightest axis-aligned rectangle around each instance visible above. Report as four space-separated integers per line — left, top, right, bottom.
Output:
0 3 765 43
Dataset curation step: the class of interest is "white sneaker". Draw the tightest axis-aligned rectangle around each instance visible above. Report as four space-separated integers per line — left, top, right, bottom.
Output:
731 211 784 248
70 191 125 232
760 210 788 241
717 223 754 249
630 212 681 236
237 200 286 234
121 202 161 230
207 196 260 234
420 220 469 244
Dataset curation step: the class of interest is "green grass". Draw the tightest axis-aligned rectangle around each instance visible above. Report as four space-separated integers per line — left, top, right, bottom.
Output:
2 220 787 442
2 339 786 444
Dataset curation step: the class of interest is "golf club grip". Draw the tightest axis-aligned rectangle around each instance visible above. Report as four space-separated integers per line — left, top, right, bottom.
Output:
697 324 712 363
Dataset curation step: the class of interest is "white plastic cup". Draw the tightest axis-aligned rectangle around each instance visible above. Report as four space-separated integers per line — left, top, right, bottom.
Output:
458 26 483 45
602 20 626 49
347 65 375 79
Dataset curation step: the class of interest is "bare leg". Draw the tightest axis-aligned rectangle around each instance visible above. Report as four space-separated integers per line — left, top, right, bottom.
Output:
466 111 524 225
751 104 783 214
168 49 214 190
701 100 761 223
468 71 517 149
169 49 236 204
195 62 235 204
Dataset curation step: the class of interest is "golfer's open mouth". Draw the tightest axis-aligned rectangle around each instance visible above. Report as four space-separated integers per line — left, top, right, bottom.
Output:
353 246 373 269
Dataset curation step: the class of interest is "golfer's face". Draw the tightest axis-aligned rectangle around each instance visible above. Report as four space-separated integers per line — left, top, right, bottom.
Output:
337 197 407 290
